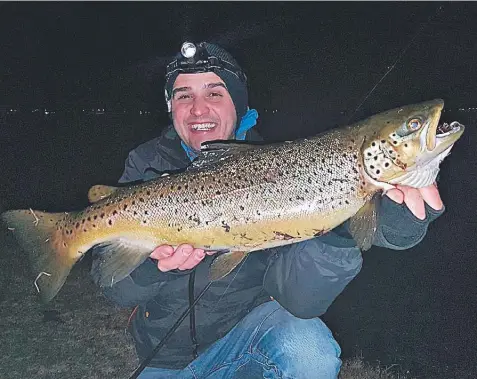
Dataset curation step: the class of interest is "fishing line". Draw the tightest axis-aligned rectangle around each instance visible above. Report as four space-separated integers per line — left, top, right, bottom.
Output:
127 251 248 378
128 280 212 379
209 253 250 313
346 4 445 125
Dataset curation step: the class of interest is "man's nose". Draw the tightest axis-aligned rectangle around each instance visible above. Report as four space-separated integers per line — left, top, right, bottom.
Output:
190 97 210 117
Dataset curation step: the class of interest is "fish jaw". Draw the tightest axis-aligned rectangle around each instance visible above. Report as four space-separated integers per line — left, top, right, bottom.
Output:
356 99 464 188
391 120 464 188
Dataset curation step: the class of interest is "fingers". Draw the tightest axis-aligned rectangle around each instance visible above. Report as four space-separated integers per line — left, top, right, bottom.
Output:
150 245 174 260
385 188 404 204
396 185 426 220
178 248 206 270
419 183 444 211
152 244 206 272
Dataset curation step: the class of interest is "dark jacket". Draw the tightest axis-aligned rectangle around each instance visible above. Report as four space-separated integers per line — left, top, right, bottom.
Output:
92 125 444 369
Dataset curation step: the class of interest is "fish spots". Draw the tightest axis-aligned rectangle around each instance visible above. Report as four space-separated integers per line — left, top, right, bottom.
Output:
264 168 281 183
313 229 327 237
273 231 295 240
221 221 231 233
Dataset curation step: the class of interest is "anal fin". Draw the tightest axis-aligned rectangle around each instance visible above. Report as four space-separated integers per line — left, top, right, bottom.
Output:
92 239 153 287
209 251 248 281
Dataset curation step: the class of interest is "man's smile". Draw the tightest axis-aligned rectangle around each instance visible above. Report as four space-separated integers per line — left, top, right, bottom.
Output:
189 122 217 131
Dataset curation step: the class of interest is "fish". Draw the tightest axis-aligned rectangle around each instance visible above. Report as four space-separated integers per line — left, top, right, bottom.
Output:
1 99 464 303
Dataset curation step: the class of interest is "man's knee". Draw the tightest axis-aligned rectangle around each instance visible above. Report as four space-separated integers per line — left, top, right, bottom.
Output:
252 305 341 378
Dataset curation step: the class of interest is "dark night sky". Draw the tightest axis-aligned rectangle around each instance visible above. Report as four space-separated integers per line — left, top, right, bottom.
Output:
1 2 477 121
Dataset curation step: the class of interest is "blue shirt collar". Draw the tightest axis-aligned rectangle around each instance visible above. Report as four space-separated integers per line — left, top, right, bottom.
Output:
181 108 259 161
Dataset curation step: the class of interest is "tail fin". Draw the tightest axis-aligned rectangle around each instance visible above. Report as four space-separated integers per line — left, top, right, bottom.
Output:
1 209 78 303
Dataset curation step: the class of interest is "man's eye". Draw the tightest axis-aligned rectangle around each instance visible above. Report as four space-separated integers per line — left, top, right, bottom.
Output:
208 92 223 98
177 94 191 100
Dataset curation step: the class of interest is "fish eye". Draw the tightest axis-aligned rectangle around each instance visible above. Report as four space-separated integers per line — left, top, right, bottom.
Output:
408 118 422 131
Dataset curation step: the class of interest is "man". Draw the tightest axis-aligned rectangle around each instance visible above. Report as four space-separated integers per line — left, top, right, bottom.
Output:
92 42 444 378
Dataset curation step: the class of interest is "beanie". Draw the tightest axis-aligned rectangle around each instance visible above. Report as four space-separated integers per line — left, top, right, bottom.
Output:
164 42 249 122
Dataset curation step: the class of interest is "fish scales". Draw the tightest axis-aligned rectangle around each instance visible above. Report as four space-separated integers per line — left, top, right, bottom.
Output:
58 127 368 256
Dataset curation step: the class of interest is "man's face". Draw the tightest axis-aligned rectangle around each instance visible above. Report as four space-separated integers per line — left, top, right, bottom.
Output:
171 72 237 152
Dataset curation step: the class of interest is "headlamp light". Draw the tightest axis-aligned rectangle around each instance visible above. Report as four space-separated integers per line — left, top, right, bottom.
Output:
165 42 247 85
180 42 197 59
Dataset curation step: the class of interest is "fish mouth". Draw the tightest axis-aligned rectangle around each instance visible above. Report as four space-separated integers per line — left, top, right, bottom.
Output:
421 99 464 154
427 119 465 155
436 121 464 138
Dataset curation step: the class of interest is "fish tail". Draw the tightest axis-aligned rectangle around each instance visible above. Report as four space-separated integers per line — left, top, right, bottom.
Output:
1 209 78 303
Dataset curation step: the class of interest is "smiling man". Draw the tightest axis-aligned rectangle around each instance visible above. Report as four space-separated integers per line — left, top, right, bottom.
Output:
171 73 237 152
92 42 445 378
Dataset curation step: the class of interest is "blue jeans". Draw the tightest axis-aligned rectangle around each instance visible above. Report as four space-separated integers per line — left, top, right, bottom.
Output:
138 300 341 378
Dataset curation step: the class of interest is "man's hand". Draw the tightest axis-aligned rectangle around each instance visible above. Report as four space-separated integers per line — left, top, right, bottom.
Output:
150 244 215 272
385 183 444 220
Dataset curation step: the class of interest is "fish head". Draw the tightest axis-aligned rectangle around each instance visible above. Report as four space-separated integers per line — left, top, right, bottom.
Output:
358 99 464 188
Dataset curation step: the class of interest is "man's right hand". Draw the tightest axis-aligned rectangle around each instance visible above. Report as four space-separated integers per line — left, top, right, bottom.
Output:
150 244 213 272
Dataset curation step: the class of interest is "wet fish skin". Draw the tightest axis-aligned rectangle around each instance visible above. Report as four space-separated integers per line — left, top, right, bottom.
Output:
1 99 464 302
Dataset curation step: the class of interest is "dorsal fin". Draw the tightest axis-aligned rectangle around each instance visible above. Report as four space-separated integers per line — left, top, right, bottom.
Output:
188 140 263 171
88 185 119 203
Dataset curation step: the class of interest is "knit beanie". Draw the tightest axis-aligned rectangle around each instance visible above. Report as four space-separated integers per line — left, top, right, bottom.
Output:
164 42 249 122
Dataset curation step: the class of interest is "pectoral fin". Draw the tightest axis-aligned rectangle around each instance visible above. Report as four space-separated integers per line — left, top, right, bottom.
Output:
209 251 248 281
348 194 380 251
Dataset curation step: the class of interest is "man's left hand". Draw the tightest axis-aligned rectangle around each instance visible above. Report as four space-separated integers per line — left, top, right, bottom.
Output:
385 183 444 220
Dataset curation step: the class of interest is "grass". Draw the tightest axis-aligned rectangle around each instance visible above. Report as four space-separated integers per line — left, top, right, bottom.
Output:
0 224 412 379
339 357 414 379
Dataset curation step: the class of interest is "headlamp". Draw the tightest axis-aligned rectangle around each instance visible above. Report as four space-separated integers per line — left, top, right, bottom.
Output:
180 42 197 59
165 42 247 84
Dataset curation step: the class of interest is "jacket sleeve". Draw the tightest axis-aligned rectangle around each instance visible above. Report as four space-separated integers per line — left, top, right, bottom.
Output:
263 195 445 319
263 231 363 319
118 150 147 184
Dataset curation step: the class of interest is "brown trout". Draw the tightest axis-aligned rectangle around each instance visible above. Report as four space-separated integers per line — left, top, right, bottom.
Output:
1 99 464 302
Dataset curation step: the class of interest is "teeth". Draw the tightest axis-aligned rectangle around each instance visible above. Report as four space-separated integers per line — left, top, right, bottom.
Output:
191 123 216 131
437 121 462 137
